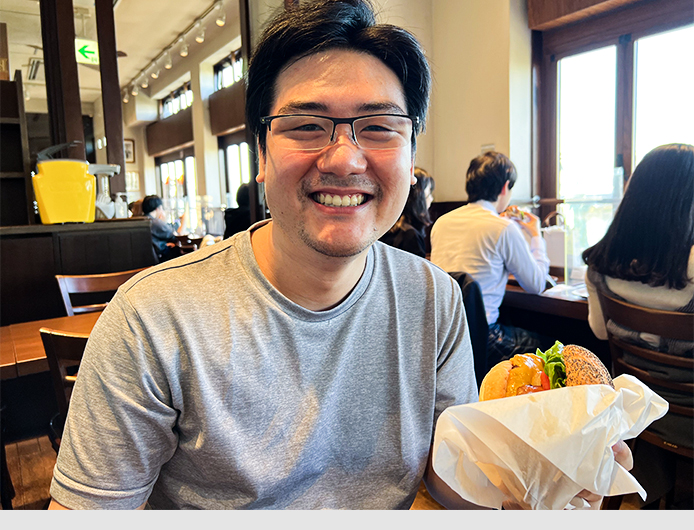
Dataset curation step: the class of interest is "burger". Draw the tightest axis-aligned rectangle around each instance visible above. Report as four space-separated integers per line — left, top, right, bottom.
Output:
479 342 613 401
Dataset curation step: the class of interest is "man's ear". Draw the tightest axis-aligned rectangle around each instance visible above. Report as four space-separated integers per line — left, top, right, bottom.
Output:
409 159 416 186
500 180 511 197
256 148 266 183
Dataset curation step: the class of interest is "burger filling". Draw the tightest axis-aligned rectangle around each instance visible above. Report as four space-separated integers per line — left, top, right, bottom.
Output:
536 341 567 389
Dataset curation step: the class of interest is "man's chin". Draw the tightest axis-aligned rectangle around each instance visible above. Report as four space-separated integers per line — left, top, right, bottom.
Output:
299 230 378 259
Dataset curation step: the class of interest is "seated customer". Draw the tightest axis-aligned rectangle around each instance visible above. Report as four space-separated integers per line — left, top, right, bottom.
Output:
224 184 252 239
582 143 694 508
430 151 552 367
379 167 434 258
142 195 183 263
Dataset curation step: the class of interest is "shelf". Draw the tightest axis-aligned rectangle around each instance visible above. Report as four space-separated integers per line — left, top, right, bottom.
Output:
0 172 27 179
0 117 20 125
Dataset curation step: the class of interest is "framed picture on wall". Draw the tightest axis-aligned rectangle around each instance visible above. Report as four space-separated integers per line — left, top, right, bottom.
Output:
124 138 135 163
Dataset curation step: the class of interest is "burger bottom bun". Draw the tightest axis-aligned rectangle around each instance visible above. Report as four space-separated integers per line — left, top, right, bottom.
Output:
479 360 513 401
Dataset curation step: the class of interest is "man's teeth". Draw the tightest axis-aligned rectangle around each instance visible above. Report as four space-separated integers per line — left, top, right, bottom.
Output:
315 193 365 207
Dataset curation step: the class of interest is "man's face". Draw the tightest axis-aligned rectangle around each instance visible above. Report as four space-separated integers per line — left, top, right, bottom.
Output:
257 49 416 259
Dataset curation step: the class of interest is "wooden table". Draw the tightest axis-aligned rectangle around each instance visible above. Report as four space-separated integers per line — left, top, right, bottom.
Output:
0 311 102 379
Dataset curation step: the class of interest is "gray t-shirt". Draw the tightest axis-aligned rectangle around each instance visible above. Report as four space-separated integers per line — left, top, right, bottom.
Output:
50 224 477 509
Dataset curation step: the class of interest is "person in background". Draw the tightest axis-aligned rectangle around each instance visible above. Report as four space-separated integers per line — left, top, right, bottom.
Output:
583 142 694 509
128 199 144 217
429 151 553 368
379 167 434 258
223 183 252 239
141 194 182 263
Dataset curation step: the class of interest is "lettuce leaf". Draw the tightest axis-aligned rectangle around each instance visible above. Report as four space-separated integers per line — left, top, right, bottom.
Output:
536 341 567 389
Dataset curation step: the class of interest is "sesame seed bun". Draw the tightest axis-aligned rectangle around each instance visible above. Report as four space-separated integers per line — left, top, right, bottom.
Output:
563 345 614 388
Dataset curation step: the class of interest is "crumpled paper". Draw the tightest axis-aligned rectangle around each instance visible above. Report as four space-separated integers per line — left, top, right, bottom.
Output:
432 374 668 510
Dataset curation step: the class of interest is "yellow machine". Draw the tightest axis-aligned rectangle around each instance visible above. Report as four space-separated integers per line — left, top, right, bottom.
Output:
32 159 96 224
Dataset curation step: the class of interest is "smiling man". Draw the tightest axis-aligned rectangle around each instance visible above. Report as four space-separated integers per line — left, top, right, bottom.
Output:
47 0 477 510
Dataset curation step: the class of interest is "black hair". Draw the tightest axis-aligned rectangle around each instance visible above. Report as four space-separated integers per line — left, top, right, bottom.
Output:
142 195 163 215
465 151 518 203
236 183 250 207
582 143 694 289
400 167 435 233
246 0 430 156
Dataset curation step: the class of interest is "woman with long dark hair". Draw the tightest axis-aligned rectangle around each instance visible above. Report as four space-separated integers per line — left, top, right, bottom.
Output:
379 167 435 258
582 142 694 509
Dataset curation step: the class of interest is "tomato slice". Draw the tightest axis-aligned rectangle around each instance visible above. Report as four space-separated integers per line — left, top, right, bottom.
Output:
541 371 550 390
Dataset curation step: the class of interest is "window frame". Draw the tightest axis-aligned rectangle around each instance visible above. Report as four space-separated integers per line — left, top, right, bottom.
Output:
534 0 694 221
159 81 193 120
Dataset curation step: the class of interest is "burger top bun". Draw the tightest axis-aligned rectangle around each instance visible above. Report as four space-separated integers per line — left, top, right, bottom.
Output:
478 360 512 401
562 344 614 388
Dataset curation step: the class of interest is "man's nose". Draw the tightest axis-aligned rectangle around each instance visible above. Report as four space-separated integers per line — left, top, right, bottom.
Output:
317 124 367 176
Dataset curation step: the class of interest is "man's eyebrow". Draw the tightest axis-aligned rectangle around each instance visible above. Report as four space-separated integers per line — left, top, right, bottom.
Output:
274 101 407 115
358 102 407 114
276 102 328 114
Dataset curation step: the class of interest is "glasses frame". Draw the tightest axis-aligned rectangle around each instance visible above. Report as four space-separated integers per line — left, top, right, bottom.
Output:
259 113 419 151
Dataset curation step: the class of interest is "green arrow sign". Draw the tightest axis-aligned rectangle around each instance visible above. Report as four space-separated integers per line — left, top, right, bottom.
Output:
75 38 100 65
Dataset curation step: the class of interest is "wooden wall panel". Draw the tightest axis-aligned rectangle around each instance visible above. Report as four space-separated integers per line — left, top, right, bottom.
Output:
145 106 194 157
527 0 642 30
209 80 246 136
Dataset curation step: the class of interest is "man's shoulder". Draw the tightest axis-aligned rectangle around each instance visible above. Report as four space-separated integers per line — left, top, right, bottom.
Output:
373 241 456 288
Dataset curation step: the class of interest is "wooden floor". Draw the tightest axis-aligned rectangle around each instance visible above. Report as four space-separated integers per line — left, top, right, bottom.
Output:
3 435 55 510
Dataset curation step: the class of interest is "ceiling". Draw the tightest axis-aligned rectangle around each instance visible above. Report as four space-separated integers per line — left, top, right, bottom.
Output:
0 0 239 106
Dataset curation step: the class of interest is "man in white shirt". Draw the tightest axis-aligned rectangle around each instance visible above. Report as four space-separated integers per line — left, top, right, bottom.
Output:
430 151 553 368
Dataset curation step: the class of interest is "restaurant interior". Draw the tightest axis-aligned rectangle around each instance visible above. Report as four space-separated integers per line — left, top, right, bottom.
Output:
0 0 692 511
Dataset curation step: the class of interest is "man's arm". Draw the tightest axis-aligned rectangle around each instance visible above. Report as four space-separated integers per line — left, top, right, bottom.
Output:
499 214 550 294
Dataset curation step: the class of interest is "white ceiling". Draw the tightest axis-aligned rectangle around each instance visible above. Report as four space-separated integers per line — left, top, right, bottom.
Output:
0 0 239 105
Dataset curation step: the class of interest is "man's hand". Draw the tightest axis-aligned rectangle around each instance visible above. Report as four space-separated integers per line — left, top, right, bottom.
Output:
502 440 634 510
502 206 541 238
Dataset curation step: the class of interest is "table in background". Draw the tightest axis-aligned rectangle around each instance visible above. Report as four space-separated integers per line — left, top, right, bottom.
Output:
0 311 102 380
500 283 610 368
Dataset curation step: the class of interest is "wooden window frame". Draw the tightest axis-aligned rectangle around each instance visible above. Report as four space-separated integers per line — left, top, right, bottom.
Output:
534 0 694 221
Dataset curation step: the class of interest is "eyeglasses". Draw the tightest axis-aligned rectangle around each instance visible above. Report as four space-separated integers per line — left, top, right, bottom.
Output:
260 114 418 151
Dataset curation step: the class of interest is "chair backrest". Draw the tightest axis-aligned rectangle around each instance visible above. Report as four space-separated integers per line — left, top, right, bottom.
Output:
39 327 90 425
55 267 149 316
449 271 489 390
596 288 693 457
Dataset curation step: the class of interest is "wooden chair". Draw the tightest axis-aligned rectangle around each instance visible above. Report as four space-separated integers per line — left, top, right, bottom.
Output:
55 267 149 316
597 289 694 509
39 328 90 453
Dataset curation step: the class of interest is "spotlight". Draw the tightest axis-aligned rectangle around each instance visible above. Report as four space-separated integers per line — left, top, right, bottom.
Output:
131 84 139 96
215 1 226 26
194 22 205 44
164 50 173 70
180 41 189 57
123 91 129 103
150 67 160 79
140 76 149 89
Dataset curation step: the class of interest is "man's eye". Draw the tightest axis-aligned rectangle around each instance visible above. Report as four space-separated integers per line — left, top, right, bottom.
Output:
294 123 327 132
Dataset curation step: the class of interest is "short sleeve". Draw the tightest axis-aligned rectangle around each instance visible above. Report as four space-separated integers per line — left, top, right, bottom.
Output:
50 293 179 509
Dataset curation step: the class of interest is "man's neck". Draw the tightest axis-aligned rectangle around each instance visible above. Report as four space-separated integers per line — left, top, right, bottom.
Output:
250 222 369 312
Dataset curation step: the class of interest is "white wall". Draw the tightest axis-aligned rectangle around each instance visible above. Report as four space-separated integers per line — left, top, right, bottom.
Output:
430 0 531 202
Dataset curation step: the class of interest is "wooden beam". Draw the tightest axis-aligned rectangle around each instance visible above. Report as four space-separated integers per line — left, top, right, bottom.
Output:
39 0 86 161
527 0 642 31
0 23 9 81
239 0 264 223
94 0 125 196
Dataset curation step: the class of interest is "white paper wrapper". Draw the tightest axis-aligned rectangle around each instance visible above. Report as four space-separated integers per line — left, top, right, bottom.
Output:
432 374 668 510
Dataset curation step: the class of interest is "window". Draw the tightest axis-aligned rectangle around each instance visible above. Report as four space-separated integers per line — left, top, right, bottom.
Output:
218 131 251 208
160 81 193 119
155 148 196 233
214 49 243 92
536 1 693 279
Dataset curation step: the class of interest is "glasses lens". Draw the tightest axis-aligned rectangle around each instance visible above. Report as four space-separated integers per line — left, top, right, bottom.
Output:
269 116 333 150
354 116 412 150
